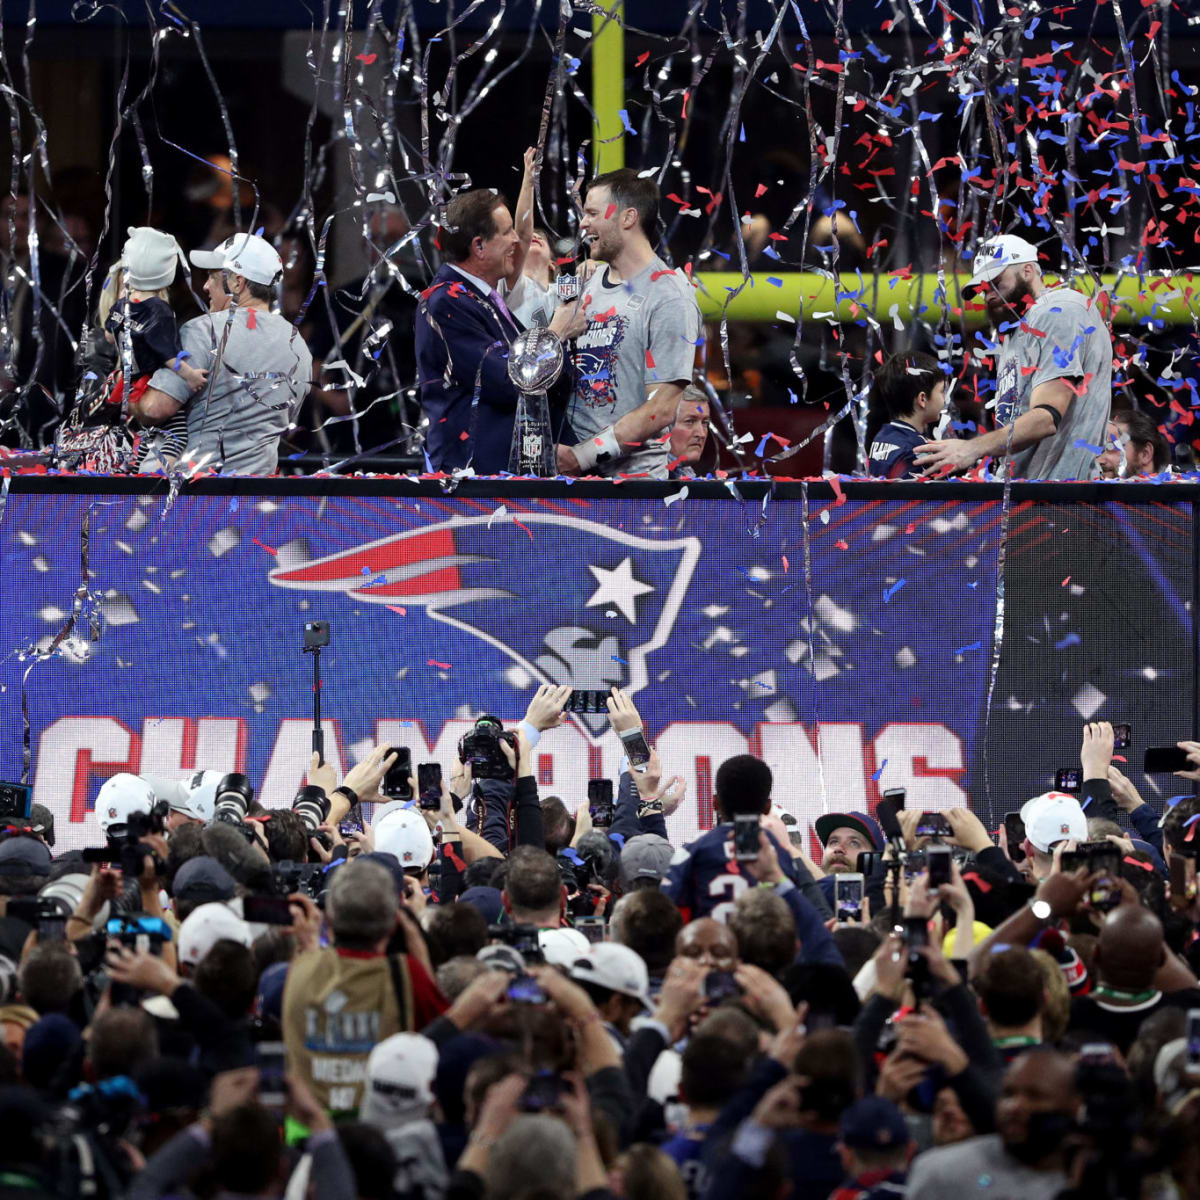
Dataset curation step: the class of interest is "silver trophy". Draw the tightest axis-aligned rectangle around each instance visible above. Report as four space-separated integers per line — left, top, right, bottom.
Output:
507 326 565 476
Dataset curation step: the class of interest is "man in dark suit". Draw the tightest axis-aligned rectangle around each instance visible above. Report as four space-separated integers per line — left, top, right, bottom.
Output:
415 188 584 474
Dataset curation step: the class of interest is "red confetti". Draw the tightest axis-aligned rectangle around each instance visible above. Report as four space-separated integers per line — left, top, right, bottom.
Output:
246 309 256 331
635 51 649 67
782 555 789 573
754 183 768 198
356 52 377 64
512 518 534 541
1061 575 1071 587
252 537 277 556
1124 855 1153 872
682 89 690 119
834 539 849 550
427 659 452 670
646 349 656 369
829 475 846 506
650 269 675 281
605 203 617 219
385 605 407 616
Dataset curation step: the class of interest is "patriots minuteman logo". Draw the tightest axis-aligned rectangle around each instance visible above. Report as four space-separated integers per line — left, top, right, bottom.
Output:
268 514 701 730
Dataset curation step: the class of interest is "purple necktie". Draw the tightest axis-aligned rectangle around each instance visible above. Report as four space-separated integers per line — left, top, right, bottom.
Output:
490 288 518 331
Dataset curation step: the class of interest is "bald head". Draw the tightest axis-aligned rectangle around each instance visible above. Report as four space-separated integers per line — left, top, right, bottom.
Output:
1095 904 1165 990
676 917 738 967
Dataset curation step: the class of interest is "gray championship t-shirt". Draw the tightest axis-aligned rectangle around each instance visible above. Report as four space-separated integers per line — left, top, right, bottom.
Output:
568 256 701 478
906 1134 1067 1200
992 286 1112 480
149 307 313 475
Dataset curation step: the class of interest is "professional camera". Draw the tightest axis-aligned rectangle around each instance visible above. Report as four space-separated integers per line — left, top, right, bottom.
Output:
213 773 254 823
270 859 324 900
292 785 330 834
82 799 170 880
487 923 545 965
458 715 518 780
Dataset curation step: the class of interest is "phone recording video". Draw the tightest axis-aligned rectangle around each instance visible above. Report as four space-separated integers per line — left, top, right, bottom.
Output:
927 844 952 888
567 689 609 714
1188 1010 1200 1068
915 811 953 838
734 813 761 862
618 728 653 771
834 873 864 923
573 916 607 944
1054 767 1081 793
1003 811 1026 863
1113 723 1132 751
703 970 742 1004
587 779 614 828
418 762 443 811
256 1041 288 1110
242 895 295 926
1145 746 1192 774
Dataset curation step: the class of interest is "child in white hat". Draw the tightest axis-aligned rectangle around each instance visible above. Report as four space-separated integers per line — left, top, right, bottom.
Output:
105 226 208 395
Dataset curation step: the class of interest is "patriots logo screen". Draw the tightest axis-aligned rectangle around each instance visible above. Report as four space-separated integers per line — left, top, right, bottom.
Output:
0 488 1187 852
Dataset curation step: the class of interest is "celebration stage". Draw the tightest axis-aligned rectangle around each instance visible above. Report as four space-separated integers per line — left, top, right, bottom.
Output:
1 476 1193 850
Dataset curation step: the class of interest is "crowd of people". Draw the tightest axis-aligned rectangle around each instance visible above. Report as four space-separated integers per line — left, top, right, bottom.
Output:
0 152 1176 481
3 688 1200 1197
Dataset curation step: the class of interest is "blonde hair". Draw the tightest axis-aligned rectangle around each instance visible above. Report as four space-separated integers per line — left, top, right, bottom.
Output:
613 1145 687 1200
97 265 123 327
1030 948 1071 1042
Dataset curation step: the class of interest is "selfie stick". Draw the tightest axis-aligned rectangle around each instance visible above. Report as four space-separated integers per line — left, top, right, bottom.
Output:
311 646 323 763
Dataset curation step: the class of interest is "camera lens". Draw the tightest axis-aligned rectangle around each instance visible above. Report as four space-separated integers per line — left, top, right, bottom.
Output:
292 786 330 834
214 773 253 821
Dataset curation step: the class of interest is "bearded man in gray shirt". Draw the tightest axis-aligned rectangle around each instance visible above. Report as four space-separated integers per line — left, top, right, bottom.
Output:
131 233 313 475
557 169 702 480
914 234 1112 481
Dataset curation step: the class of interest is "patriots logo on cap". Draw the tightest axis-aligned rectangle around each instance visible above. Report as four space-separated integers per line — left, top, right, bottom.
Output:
269 514 700 735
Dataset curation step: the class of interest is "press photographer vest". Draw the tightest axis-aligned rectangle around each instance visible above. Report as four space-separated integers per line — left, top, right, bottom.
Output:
283 948 414 1114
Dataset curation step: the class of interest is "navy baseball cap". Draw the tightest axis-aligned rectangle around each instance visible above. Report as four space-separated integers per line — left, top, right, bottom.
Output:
839 1095 910 1150
173 856 236 904
814 811 884 851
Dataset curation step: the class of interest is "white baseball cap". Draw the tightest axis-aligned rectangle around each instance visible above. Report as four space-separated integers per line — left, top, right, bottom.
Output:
1020 791 1088 853
374 808 434 870
359 1033 439 1127
538 926 590 967
569 942 651 1008
965 234 1040 295
221 233 283 286
189 234 240 272
178 902 253 968
177 770 223 822
96 773 156 835
121 226 187 291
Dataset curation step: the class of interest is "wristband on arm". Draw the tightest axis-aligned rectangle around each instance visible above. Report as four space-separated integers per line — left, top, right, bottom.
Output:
571 426 621 472
1032 403 1064 430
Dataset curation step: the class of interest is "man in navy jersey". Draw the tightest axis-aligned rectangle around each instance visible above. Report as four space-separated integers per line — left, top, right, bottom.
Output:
661 758 838 970
865 351 946 478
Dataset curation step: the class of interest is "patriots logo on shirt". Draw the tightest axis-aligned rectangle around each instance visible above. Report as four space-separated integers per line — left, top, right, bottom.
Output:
574 313 628 414
268 513 701 733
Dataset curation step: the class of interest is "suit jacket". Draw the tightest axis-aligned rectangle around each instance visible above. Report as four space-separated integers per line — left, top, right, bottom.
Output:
415 264 525 474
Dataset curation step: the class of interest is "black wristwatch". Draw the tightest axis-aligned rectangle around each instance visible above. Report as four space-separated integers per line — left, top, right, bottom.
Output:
333 785 358 806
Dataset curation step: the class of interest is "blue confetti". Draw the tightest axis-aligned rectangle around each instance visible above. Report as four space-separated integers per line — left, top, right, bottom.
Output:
956 641 982 655
1167 795 1191 808
883 579 906 602
617 109 638 136
361 566 372 575
1054 633 1081 650
611 655 628 664
1073 438 1104 454
871 759 888 781
767 276 784 287
228 497 239 513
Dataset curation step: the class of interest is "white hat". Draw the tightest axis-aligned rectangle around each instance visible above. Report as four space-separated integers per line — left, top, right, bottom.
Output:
966 234 1040 295
121 226 186 291
569 942 650 1008
189 234 240 272
96 773 155 835
374 808 434 870
221 233 283 286
537 926 590 967
178 901 253 968
177 770 222 822
359 1033 439 1127
1020 791 1088 853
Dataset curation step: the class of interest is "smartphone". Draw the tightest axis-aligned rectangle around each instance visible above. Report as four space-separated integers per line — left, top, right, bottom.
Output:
834 873 864 922
882 787 907 811
256 1041 288 1109
915 811 953 838
418 763 442 812
704 970 742 1004
567 689 609 714
927 844 952 888
734 813 761 862
1003 811 1026 862
506 973 548 1004
242 895 295 926
1061 841 1119 874
1188 1011 1200 1068
1113 723 1132 751
904 916 929 950
1171 854 1191 903
587 779 614 828
573 916 607 944
382 746 413 800
1080 1043 1118 1067
1055 767 1082 793
521 1071 568 1112
1145 746 1192 774
338 818 362 838
619 728 653 771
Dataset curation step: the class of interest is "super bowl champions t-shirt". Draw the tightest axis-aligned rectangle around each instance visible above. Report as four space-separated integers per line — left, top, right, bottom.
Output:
569 256 702 479
868 421 926 478
992 286 1112 480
